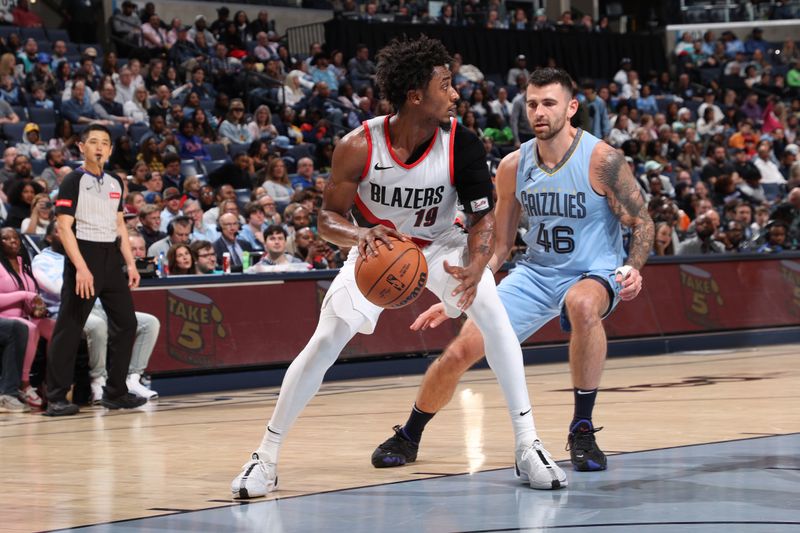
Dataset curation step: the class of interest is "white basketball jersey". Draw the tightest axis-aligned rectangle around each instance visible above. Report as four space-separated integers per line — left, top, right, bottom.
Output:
354 115 459 246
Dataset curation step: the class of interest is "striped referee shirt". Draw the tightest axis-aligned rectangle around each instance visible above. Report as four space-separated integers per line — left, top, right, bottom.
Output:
55 168 124 242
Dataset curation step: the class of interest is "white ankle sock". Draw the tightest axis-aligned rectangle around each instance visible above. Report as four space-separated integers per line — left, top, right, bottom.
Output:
510 406 539 449
257 424 283 463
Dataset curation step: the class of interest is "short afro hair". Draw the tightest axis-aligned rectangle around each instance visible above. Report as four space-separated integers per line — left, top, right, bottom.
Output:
375 35 452 112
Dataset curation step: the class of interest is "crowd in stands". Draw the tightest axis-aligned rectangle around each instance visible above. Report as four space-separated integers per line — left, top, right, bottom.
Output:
0 4 799 412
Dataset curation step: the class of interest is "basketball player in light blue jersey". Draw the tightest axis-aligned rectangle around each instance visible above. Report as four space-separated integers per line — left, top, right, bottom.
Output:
373 68 654 472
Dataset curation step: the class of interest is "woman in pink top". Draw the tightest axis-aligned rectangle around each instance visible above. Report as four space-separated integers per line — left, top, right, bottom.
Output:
0 227 55 408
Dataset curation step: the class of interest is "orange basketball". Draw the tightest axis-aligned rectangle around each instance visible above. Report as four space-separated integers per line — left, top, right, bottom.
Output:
355 237 428 309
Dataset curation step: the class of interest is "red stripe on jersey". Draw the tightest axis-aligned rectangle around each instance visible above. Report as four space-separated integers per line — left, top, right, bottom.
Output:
360 120 373 181
384 115 439 170
448 117 457 185
55 199 73 207
354 194 431 248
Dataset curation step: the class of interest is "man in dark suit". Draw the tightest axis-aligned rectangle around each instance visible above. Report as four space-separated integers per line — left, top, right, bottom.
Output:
213 212 253 272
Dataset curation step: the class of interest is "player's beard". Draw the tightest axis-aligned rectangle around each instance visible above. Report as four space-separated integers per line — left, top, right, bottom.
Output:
533 113 567 141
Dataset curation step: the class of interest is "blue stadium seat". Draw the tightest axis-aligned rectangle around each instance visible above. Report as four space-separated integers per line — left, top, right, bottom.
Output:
202 159 228 175
11 106 27 121
129 123 152 146
39 123 55 142
180 159 200 177
28 107 56 125
46 28 70 42
107 123 126 141
228 143 249 158
31 158 48 176
21 27 48 41
0 27 18 39
206 143 228 160
65 42 81 56
3 123 26 143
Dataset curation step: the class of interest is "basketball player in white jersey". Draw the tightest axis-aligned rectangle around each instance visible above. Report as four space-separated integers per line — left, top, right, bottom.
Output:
372 68 654 473
231 37 567 498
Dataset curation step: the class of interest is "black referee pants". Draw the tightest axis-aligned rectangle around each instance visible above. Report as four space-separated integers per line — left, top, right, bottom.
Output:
46 241 137 403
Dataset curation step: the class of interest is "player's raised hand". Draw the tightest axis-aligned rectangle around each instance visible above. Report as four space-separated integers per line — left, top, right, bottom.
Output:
615 265 643 301
410 302 449 331
444 260 481 311
357 225 409 259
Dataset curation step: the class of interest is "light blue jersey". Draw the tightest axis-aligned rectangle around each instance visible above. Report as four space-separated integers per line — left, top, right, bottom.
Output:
496 129 626 341
516 129 624 273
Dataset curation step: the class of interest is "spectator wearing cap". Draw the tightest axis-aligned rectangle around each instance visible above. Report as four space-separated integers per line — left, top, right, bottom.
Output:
149 214 191 259
219 99 253 146
530 8 552 31
15 123 47 161
641 160 675 199
112 1 143 46
24 53 57 97
158 187 183 232
506 54 529 87
123 205 139 234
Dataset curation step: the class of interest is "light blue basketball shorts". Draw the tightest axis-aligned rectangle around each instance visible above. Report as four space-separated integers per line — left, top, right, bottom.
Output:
496 262 622 342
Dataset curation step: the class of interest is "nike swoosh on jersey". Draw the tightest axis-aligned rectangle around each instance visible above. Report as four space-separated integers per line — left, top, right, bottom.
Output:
374 163 394 171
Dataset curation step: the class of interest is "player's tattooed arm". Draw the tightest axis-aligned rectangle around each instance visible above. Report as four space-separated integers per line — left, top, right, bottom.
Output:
595 146 654 271
466 210 495 267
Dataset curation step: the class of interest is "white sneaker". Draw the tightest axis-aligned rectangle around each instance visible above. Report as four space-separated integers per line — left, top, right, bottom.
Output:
231 452 278 499
90 377 106 405
515 440 568 490
0 394 30 412
126 374 158 400
19 386 42 409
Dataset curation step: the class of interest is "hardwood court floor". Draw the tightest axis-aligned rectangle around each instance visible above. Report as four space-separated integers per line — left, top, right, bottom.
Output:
1 344 798 532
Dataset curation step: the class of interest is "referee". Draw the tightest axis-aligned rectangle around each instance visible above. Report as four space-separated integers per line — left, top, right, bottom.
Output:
45 124 146 416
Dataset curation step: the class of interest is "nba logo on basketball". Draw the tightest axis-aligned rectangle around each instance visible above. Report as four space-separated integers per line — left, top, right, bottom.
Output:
679 265 724 327
779 260 800 316
166 289 227 365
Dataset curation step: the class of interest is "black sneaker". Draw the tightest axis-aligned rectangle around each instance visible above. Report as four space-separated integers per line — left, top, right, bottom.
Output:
43 400 80 417
101 392 147 410
371 425 419 468
566 419 607 472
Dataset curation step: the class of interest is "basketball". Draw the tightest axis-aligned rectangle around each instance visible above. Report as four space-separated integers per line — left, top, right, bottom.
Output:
355 237 428 309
